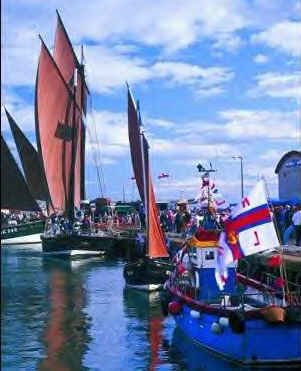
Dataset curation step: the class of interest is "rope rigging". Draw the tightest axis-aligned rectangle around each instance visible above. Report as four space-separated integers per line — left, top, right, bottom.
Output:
82 47 107 199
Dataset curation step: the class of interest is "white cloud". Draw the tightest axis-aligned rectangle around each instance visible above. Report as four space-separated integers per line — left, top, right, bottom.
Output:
1 96 35 133
253 54 269 64
80 48 234 96
85 110 129 164
84 46 151 93
212 33 244 52
146 118 175 129
175 109 299 142
59 0 249 53
251 21 301 57
220 109 299 140
249 72 301 99
151 62 233 97
151 138 235 159
260 149 284 161
3 38 233 98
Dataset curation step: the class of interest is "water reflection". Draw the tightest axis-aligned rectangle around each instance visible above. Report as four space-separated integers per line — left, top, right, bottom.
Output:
2 245 48 370
4 246 291 371
38 258 91 371
123 288 165 370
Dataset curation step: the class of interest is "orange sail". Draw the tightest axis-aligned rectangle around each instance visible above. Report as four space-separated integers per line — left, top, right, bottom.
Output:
148 176 169 258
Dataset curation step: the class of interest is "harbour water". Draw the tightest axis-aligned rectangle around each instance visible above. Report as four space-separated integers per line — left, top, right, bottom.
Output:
1 244 287 371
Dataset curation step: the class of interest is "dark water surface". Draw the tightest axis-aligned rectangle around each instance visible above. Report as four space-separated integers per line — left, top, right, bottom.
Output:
2 244 248 370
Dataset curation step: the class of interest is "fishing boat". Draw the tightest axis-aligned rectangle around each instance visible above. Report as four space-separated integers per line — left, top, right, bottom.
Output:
1 133 45 245
123 86 171 291
163 180 301 366
33 12 115 257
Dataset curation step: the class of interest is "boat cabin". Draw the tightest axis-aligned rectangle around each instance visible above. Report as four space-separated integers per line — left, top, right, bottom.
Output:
181 241 237 301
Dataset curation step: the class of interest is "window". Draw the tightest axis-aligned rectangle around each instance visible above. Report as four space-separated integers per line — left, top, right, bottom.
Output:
205 251 215 260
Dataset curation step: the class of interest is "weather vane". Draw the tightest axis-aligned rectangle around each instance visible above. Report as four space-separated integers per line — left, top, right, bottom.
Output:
197 162 216 173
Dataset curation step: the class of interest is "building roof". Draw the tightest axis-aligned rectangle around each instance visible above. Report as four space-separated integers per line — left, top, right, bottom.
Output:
275 150 301 174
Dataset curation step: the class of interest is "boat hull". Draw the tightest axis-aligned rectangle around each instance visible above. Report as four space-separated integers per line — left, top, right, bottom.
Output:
123 258 171 290
125 283 163 292
1 232 41 245
41 233 115 257
172 304 301 365
1 221 44 245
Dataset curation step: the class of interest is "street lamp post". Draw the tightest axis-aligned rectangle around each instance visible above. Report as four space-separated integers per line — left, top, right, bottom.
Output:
232 156 244 199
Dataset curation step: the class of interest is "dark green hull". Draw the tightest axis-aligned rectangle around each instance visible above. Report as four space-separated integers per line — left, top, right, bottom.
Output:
1 221 44 244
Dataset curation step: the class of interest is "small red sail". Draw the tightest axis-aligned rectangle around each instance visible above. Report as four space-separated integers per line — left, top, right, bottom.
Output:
53 12 87 205
35 41 74 212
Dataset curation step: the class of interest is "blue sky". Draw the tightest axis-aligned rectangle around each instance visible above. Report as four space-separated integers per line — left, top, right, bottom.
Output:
2 0 301 204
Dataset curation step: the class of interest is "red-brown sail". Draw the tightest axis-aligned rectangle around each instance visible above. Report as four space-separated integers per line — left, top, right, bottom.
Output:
35 40 75 212
127 88 145 203
53 12 87 204
127 86 168 258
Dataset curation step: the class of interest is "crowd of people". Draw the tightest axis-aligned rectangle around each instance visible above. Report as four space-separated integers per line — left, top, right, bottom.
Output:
159 206 229 236
159 202 301 246
1 210 45 228
2 201 301 246
274 205 301 246
45 208 142 236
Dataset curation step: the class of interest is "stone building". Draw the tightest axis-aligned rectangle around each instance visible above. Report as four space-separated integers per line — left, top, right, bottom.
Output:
275 150 301 200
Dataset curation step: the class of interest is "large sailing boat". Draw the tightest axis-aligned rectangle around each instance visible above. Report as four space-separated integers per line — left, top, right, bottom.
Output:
1 133 44 244
37 12 114 257
123 86 171 290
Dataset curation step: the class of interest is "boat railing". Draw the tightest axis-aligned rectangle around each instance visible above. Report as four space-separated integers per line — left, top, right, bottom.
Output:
219 292 281 308
1 220 44 236
171 275 301 307
261 272 301 296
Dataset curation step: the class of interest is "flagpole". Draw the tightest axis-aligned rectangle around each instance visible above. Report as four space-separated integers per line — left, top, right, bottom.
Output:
262 177 289 305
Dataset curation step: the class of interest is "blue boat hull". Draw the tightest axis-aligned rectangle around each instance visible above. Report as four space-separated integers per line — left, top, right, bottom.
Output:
173 304 301 365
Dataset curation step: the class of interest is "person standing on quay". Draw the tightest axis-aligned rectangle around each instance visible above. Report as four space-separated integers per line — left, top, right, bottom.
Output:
292 206 301 246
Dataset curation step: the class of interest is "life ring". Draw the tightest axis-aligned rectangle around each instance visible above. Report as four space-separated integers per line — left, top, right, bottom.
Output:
229 311 245 333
